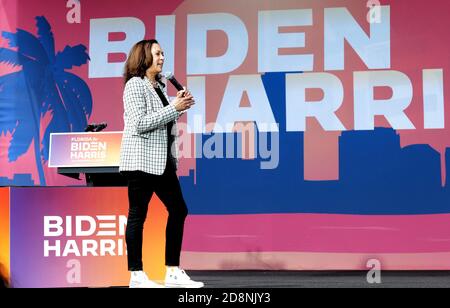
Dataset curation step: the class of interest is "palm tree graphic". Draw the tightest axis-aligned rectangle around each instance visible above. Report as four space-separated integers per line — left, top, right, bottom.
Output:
0 16 92 185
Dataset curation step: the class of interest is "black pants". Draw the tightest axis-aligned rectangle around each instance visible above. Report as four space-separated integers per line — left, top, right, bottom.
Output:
123 161 188 271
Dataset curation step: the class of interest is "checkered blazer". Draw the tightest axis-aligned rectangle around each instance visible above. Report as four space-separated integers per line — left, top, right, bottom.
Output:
119 76 181 175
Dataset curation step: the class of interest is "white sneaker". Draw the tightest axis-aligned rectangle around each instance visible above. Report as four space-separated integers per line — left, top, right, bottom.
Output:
129 271 165 288
165 267 204 288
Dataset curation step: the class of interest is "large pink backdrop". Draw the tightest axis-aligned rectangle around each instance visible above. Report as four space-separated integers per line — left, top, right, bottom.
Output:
1 0 449 186
1 0 450 287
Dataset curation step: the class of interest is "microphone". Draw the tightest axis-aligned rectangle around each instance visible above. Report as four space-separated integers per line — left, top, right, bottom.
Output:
84 123 96 132
94 122 107 132
163 71 184 92
84 122 108 132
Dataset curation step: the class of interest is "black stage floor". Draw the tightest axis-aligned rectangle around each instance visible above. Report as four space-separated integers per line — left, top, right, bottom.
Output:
185 270 450 288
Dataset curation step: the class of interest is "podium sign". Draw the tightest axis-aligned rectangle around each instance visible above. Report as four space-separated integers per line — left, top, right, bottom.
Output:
49 132 123 168
1 186 168 287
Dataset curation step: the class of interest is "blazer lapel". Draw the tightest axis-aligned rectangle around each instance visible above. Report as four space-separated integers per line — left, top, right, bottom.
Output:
143 76 164 109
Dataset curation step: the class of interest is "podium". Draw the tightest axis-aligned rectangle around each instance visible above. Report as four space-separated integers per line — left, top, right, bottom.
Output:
49 131 127 186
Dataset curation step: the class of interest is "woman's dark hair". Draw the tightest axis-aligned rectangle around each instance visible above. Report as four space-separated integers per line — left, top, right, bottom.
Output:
123 39 163 85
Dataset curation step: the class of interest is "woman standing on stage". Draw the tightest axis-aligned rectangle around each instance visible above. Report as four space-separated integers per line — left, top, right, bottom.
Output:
119 39 203 288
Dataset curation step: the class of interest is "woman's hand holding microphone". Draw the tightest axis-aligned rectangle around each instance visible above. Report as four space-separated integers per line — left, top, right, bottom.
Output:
173 87 195 112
